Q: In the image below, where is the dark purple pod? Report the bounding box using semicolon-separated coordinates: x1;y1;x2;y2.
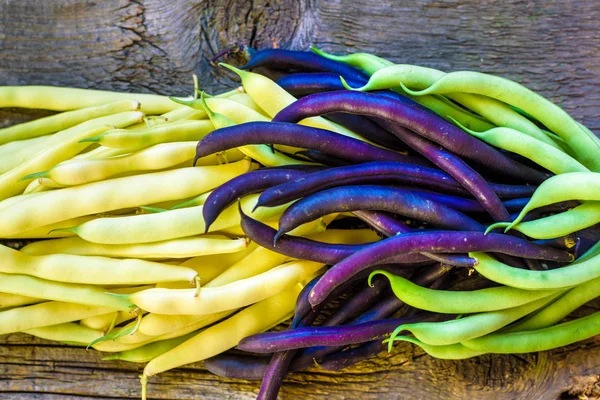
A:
326;112;408;151
308;230;574;306
204;353;269;380
291;274;322;329
489;184;536;199
255;161;461;210
294;150;353;166
275;185;485;240
241;49;369;82
203;168;310;232
277;72;365;97
272;90;548;184
257;350;296;400
318;340;386;371
502;197;531;212
194;122;425;166
237;318;416;354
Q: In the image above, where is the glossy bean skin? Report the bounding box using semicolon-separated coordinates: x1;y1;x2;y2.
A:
309;231;574;306
241;48;369;82
272;90;547;183
461;311;600;353
195;122;426;166
275;185;485;238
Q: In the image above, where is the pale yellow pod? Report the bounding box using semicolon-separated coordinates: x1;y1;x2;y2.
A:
0;99;145;145
0;85;186;114
0;301;117;335
93;120;213;150
129;260;324;315
180;241;258;273
1;216;97;239
0;135;53;174
206;246;288;288
24;322;104;345
308;228;381;244
0;245;199;286
80;310;136;332
0;292;42;309
142;283;302;379
21;235;248;259
68;193;286;245
0;159;251;237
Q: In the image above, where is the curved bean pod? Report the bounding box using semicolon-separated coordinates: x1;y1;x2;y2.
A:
498;172;600;231
471;251;599;290
272;90;547;183
195;122;425;166
204;168;311;231
461;311;600;353
388;295;558;347
241;48;369;82
275;185;485;239
309;231;573;306
487;202;600;239
276;72;365;97
370;270;558;314
504;275;600;332
390;337;485;359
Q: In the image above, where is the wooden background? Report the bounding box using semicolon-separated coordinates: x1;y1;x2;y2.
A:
0;0;599;398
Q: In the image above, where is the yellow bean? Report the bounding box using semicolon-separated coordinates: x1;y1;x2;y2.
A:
67;193;286;244
308;228;381;244
80;311;136;332
24;322;104;345
141;283;302;387
129;260;324;315
0;301;118;335
21;235;248;259
0;86;185;114
0;245;199;285
0;159;251;236
0;292;42;309
89;120;213;150
1;216;96;239
0;99;145;145
0;135;53;174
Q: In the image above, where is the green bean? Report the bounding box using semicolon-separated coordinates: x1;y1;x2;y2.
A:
65;194;288;244
498;173;600;231
311;47;394;75
83;120;214;150
453;122;588;174
388;295;559;346
0;244;199;286
24;322;104;346
370;270;559;314
446;93;563;150
471;251;599;290
504;275;600;332
488;202;600;239
461;311;600;353
21;235;248;259
0;159;251;237
417;94;495;132
0;99;143;145
102;332;198;363
388;336;485;359
0;292;42;309
0;301;117;335
398;71;600;171
0;272;133;309
0;85;186;114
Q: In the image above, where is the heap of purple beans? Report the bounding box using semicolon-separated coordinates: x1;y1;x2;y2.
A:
177;47;600;399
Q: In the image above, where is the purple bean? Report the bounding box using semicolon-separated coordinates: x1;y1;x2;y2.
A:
203;168;311;232
275;185;485;240
276;72;365;97
241;49;369;82
257;351;296;400
325;112;408;151
194;122;426;166
255;161;460;210
294;150;353;166
204;353;268;380
502;197;531;212
489;184;536;199
272;90;548;183
309;230;574;306
237;318;415;354
291;274;322;329
318;340;386;371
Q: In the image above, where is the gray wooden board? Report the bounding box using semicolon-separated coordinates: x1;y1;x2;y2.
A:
0;0;599;398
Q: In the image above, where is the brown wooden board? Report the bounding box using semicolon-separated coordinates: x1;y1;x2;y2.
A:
0;0;599;398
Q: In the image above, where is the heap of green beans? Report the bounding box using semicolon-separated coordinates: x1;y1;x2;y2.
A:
0;46;597;400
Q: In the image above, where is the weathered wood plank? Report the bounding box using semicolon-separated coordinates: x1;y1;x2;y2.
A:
1;0;599;398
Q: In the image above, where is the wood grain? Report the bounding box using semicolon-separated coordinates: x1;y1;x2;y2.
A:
1;0;599;398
